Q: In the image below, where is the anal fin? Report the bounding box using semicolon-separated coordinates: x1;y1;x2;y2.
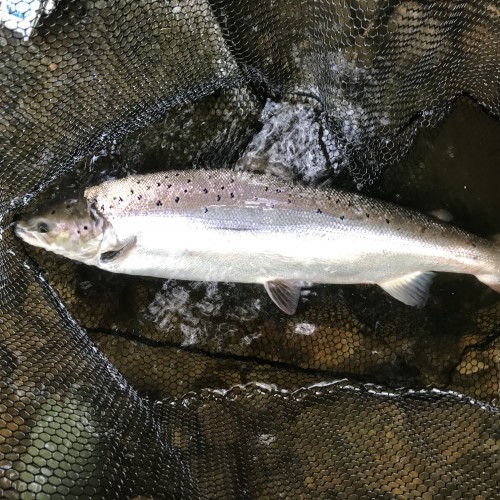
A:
264;280;302;315
379;271;435;307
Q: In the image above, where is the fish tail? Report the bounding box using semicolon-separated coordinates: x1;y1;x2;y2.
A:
476;234;500;293
477;274;500;293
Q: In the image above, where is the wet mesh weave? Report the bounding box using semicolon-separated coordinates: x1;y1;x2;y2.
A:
1;0;500;498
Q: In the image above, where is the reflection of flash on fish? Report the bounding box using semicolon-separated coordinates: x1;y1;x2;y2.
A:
15;169;500;315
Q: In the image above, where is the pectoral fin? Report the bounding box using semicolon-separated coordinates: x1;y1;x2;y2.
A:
264;280;302;315
379;272;435;307
100;236;137;263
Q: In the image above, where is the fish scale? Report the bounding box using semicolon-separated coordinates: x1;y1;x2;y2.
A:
15;169;500;314
85;170;471;240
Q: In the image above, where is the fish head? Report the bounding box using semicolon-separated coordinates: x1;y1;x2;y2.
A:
15;197;108;263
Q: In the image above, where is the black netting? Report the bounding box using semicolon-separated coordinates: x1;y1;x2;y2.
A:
1;0;500;498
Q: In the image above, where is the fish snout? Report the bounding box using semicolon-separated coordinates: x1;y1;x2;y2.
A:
13;214;29;237
14;221;39;246
14;222;25;237
13;214;51;248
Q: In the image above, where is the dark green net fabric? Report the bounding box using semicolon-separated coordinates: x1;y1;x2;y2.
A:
1;1;500;498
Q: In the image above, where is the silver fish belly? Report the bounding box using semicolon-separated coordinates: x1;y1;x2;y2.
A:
15;170;500;314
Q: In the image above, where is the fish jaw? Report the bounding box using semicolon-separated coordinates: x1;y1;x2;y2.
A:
15;223;48;249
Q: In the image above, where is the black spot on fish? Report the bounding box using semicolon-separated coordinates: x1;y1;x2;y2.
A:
230;192;234;198
231;178;235;183
336;199;340;204
187;179;191;183
77;230;80;234
254;197;258;202
51;210;55;215
203;188;208;194
175;173;179;177
113;197;116;201
366;213;370;218
138;195;142;201
271;203;275;209
130;189;134;195
217;195;221;202
276;188;282;193
147;186;151;190
157;182;161;187
83;226;88;230
175;196;180;203
288;199;291;204
184;189;187;193
136;180;141;184
472;243;477;248
265;187;269;192
167;184;172;189
119;197;123;202
340;215;345;220
386;219;390;224
157;200;162;206
317;208;322;214
348;201;352;207
204;207;208;213
221;186;225;190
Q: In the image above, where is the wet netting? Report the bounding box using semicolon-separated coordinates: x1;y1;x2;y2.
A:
1;0;500;498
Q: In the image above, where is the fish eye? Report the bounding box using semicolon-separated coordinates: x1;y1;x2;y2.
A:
36;221;50;233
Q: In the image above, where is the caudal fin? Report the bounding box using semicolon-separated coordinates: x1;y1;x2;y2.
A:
477;275;500;293
477;234;500;293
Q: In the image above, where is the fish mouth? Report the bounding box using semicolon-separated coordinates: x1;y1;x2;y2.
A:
15;224;45;247
15;224;30;240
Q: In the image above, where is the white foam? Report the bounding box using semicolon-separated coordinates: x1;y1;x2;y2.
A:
236;100;331;182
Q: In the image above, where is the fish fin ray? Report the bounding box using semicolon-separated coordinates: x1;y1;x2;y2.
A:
379;271;435;307
427;208;453;222
477;274;500;293
264;280;302;315
100;236;136;263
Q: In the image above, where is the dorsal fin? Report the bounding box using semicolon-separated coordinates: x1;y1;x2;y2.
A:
379;272;435;307
264;280;302;315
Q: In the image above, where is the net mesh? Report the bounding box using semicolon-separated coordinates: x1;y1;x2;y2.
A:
1;0;500;498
